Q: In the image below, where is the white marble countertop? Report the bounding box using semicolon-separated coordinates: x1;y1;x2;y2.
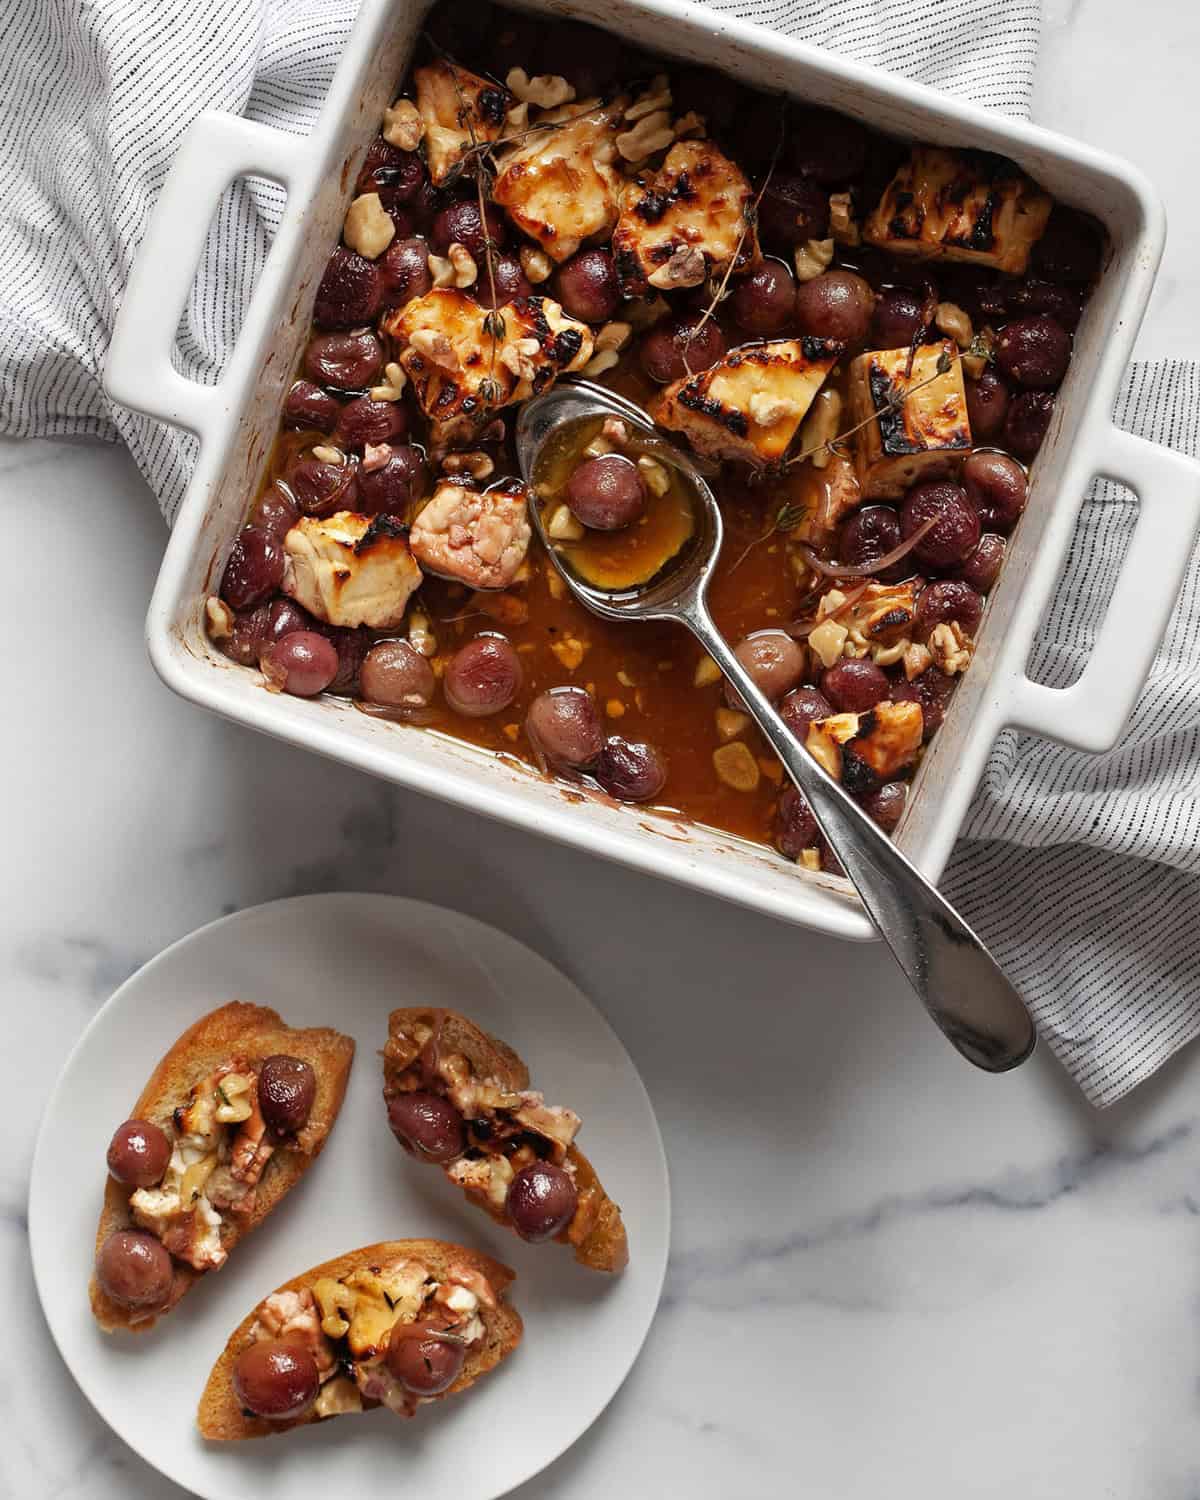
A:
6;1;1200;1494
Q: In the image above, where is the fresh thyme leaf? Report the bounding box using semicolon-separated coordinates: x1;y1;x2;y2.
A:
935;348;952;375
775;503;804;531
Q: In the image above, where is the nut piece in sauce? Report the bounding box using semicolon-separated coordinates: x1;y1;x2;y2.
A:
410;480;532;591
282;512;422;629
863;147;1053;274
846;340;972;500
612;140;759;297
492;100;624;264
655;338;843;467
414;60;511;186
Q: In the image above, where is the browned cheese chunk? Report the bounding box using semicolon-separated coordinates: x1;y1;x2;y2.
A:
805;700;924;786
491;101;624;263
410;480;531;590
655;338;842;468
863;147;1053;274
847;340;971;500
612;140;759;296
414;61;511;186
383;290;593;429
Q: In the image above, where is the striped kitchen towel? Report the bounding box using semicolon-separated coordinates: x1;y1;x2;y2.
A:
0;0;1192;1104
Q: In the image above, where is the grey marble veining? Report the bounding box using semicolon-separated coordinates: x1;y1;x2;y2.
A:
7;2;1200;1495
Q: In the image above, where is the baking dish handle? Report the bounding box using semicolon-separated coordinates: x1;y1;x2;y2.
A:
105;112;305;442
1007;425;1200;752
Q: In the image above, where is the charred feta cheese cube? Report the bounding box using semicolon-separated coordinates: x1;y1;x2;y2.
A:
847;340;971;499
492;101;623;263
805;700;923;786
283;512;421;629
414;61;511;186
846;581;920;646
849;700;924;781
384;290;593;427
612;141;759;296
863;147;1053;274
655;338;842;467
410;480;532;590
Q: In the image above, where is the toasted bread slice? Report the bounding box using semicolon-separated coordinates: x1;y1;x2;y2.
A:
91;1002;354;1333
382;1008;628;1274
198;1239;522;1440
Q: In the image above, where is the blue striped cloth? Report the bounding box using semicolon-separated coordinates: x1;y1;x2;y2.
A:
0;0;1191;1103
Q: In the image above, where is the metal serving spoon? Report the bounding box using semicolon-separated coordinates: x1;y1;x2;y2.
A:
515;379;1036;1074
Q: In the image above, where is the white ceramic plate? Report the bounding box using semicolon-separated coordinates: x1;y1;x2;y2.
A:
29;894;669;1500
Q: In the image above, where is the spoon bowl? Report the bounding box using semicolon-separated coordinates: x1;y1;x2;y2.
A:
517;379;1037;1074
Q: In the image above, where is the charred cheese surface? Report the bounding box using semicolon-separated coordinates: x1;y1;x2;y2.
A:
414;61;511;186
806;700;924;785
492;102;623;262
384;290;592;426
410;480;532;590
655;338;842;467
863;147;1053;274
283;512;422;629
613;141;759;296
847;340;971;499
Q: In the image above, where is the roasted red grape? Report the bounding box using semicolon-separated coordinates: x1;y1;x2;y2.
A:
566;455;646;531
233;1340;320;1420
962;450;1028;532
794;270;875;343
526;687;603;769
594;738;667;802
732;260;795;336
313;246;382;330
444;636;522;717
555;248;620;324
220;526;284;610
900;483;980;571
106;1120;171;1187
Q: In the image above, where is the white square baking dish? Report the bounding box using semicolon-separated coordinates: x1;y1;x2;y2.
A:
105;0;1200;942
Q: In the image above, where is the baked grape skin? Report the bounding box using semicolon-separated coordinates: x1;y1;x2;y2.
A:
283;380;341;433
106;1120;171;1187
779;687;833;738
386;1325;466;1395
257;1055;316;1135
95;1230;174;1310
774;785;820;860
955;534;1006;593
303;330;382;392
1003;390;1055;461
566;455;646;531
994;315;1071;389
360;640;435;709
900;483;981;572
757;171;830;248
964;367;1011;441
220;527;284;611
639;316;725;384
724;631;807;710
444;636;522;718
595;738;667;802
526;687;603;770
386;1091;465;1162
857;781;907;832
962;450;1028;533
555;249;620;324
313;247;382;330
380;237;432;306
233;1340;320;1421
506;1161;578;1241
837;505;907;582
915;579;984;639
793;270;875;343
731;260;795;336
871;286;927;348
821;658;890;713
261;632;340;697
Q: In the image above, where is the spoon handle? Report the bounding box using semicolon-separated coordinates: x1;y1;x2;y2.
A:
686;608;1036;1073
